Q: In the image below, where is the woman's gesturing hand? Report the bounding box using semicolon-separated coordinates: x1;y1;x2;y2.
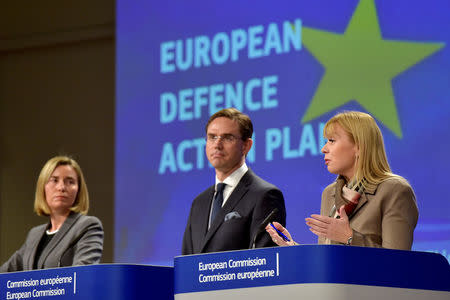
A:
305;205;353;244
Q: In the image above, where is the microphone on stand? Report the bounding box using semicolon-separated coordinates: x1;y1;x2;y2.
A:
251;208;279;249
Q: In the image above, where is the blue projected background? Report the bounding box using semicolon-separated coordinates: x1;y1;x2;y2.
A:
116;0;450;265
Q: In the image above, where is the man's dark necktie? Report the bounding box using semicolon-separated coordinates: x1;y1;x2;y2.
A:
210;183;226;228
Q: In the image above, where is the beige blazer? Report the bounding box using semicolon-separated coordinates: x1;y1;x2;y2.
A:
318;177;418;250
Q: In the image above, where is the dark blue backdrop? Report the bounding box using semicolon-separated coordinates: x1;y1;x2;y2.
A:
116;0;450;265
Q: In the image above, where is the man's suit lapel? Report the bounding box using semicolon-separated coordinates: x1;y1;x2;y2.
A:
198;187;215;238
37;212;80;268
201;170;252;252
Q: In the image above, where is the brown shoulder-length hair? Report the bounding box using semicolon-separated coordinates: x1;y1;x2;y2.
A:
323;111;399;185
34;156;89;216
205;107;253;140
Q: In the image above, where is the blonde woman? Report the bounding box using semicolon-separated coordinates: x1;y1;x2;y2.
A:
266;111;418;250
1;156;103;272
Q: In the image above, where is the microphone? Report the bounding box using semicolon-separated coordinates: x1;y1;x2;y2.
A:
251;208;279;249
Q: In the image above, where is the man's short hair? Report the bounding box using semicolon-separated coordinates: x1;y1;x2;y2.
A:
205;108;253;140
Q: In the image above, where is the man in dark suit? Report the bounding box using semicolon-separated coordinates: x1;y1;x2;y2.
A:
182;108;286;255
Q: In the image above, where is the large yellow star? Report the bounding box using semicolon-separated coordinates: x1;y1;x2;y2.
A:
301;0;444;137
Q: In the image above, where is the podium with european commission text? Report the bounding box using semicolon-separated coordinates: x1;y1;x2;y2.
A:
174;245;450;300
0;247;448;300
0;264;173;300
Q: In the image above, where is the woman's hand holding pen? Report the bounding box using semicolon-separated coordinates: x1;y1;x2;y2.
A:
265;222;297;246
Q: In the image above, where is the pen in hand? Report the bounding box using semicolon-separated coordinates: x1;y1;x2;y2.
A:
270;222;291;242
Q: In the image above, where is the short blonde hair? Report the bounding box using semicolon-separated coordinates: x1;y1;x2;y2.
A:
34;156;89;216
323;111;397;185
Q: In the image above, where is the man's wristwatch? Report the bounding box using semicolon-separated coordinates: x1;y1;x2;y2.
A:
346;235;353;246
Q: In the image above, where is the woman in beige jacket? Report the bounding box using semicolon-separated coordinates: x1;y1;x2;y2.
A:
266;111;418;250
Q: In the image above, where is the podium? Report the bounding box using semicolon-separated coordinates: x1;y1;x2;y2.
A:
0;264;173;299
174;245;450;300
1;247;448;299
